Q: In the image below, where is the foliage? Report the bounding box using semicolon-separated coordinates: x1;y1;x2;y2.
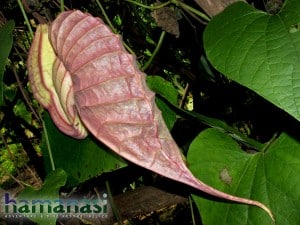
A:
0;0;299;225
42;113;127;187
188;129;300;225
0;142;29;179
18;169;67;225
0;20;14;106
204;0;300;121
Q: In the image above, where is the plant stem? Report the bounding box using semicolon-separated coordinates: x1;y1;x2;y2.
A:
60;0;65;12
95;0;135;55
95;0;117;33
105;181;122;225
125;0;172;10
261;132;279;153
160;97;265;150
12;65;41;122
189;196;196;225
17;0;33;38
142;30;166;71
42;119;55;171
126;0;210;22
179;82;190;108
172;0;210;22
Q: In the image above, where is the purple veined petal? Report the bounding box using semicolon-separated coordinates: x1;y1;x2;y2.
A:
35;10;274;221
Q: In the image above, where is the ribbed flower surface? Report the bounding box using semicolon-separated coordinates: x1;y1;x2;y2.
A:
27;10;273;221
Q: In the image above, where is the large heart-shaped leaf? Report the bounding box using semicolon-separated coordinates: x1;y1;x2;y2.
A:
188;128;300;225
204;0;300;121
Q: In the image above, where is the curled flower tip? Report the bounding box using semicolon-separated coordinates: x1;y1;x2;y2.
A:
27;24;88;139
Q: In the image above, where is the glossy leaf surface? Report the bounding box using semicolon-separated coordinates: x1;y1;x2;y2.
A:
204;0;300;121
188;128;300;225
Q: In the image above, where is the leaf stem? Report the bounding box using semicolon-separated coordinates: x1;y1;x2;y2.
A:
222;124;265;151
60;0;65;12
42;119;56;171
95;0;116;33
188;196;196;225
156;93;265;150
126;0;210;22
105;181;122;225
261;132;279;153
172;0;210;22
142;30;166;71
95;0;135;55
17;0;33;38
189;110;264;150
125;0;172;10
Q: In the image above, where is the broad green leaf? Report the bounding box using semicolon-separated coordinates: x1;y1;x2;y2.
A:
187;128;300;225
17;169;67;225
0;20;14;106
204;0;300;121
155;98;177;130
146;75;178;129
146;75;178;105
42;113;127;187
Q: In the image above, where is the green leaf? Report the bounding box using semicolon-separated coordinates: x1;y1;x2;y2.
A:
204;0;300;121
146;76;263;148
155;98;177;130
146;75;178;129
146;75;178;105
17;169;67;225
0;20;14;106
42;113;127;187
13;99;31;124
3;83;17;102
187;128;300;225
